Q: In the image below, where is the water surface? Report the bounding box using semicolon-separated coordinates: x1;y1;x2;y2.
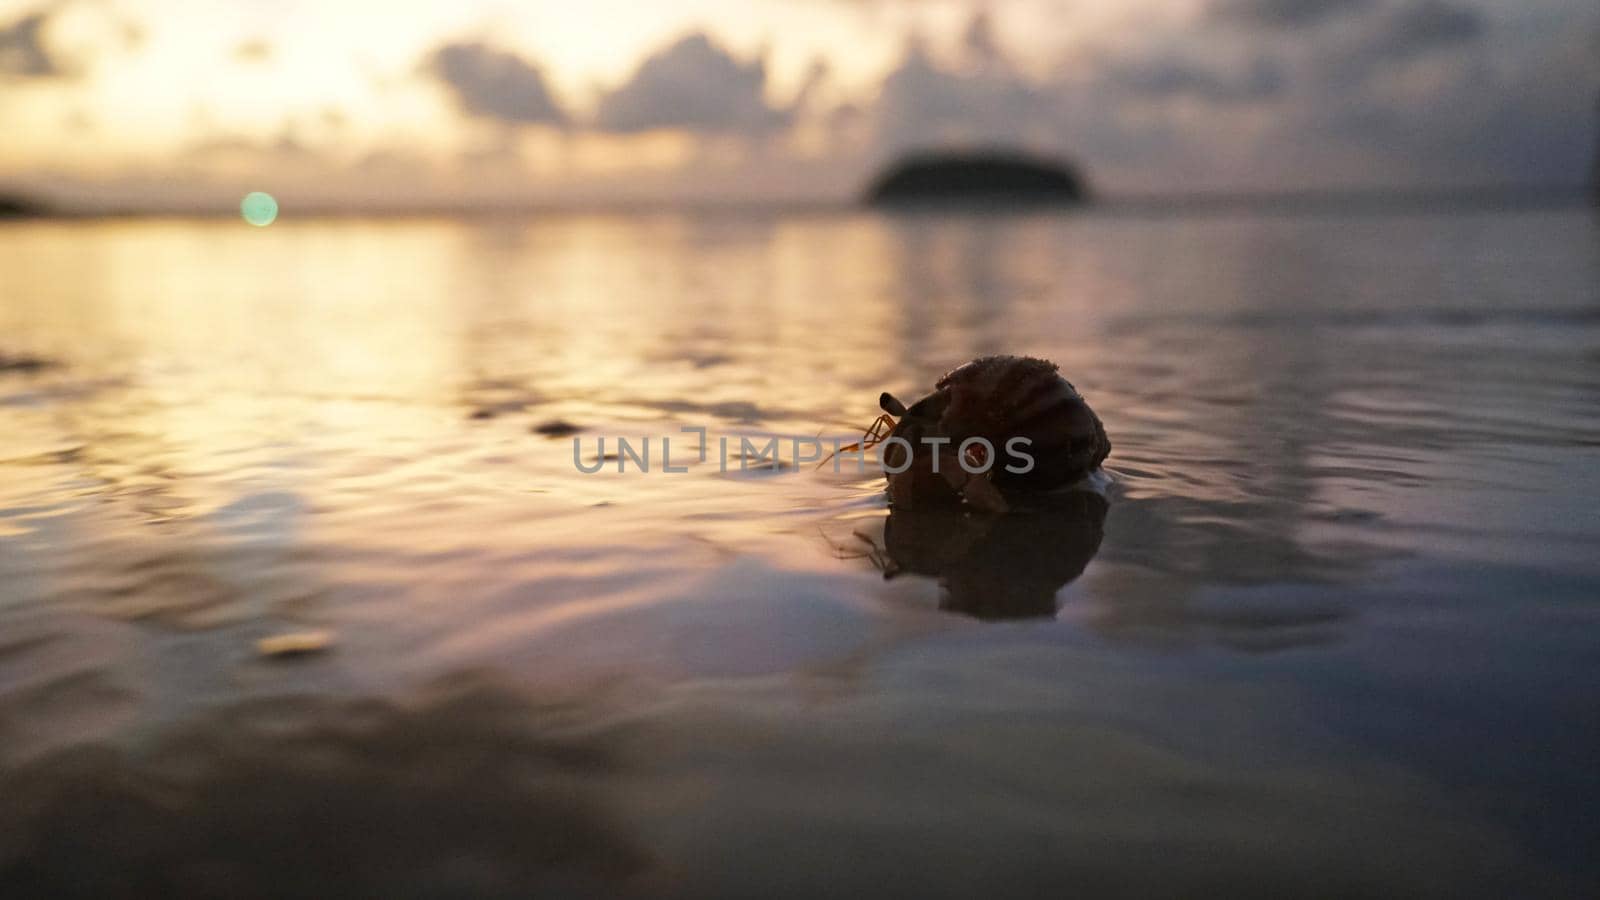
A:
1;208;1597;897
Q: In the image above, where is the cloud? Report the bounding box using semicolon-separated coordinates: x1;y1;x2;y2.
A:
180;132;322;172
1216;0;1486;65
1212;0;1485;63
233;39;272;64
426;41;566;126
872;39;1057;151
1359;0;1484;63
0;9;64;78
855;5;1595;192
0;2;146;80
118;20;143;50
594;33;790;135
867;24;1277;171
1106;55;1286;103
1281;0;1487;99
1305;6;1591;183
11;0;1597;209
1232;1;1589;187
1212;0;1374;28
961;8;1001;67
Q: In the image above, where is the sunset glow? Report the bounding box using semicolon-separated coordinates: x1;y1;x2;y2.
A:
1;0;1595;210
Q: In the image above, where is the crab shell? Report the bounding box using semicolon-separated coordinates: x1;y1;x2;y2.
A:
880;356;1110;512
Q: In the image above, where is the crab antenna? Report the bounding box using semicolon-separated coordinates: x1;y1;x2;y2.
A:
879;392;907;417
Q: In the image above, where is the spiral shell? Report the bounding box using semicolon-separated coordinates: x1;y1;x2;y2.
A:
879;355;1110;512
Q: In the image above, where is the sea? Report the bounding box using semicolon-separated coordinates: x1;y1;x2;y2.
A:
1;203;1597;897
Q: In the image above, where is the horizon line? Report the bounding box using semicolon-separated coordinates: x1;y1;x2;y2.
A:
1;182;1593;221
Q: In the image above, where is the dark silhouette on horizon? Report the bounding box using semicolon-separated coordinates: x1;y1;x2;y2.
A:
0;194;49;219
864;149;1088;208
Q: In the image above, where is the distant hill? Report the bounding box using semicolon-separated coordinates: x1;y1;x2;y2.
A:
0;194;50;219
864;150;1088;208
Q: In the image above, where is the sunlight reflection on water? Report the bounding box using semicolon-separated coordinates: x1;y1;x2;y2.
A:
0;208;1597;896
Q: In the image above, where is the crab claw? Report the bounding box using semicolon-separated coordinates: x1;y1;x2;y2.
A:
942;464;1009;515
886;450;1010;515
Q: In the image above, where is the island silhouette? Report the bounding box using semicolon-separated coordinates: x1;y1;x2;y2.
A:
0;193;49;219
864;149;1089;208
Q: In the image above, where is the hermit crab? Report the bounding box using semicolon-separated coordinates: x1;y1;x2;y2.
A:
835;355;1110;514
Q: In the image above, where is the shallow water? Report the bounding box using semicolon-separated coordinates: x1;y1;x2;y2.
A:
1;207;1597;897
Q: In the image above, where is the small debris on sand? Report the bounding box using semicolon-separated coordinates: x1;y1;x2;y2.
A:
533;420;582;437
256;630;335;659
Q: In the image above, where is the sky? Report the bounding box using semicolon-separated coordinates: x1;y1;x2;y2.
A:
1;0;1596;210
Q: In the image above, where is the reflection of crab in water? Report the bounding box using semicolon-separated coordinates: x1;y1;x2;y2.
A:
843;487;1108;620
831;356;1111;515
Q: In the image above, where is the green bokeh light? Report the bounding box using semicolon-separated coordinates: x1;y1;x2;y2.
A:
240;191;279;227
